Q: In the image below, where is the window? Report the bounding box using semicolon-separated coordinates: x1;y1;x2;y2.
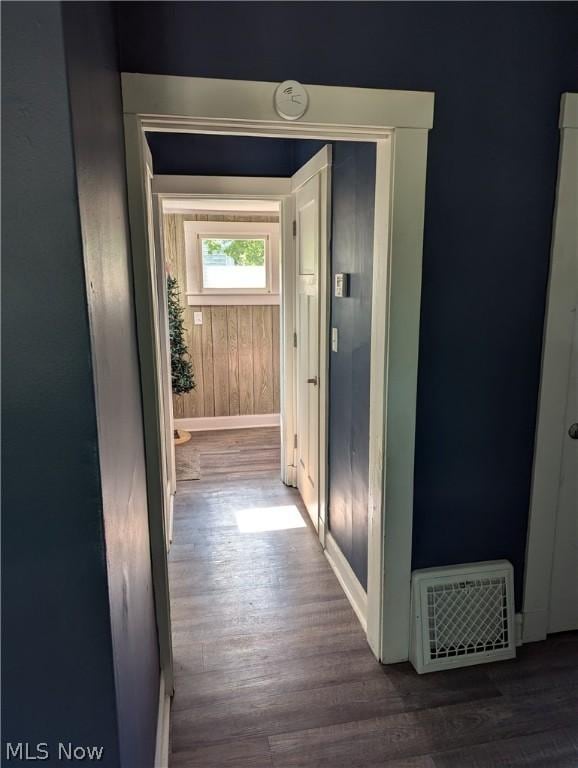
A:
200;236;268;290
184;220;280;305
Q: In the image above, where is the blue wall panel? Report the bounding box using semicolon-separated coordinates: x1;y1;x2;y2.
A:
2;4;120;761
327;143;376;589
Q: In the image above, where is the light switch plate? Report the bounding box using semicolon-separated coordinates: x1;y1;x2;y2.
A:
332;327;338;352
193;311;203;325
335;273;349;298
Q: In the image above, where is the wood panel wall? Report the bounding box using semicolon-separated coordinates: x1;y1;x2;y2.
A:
163;213;280;419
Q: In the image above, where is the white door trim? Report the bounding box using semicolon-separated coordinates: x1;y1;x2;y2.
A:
122;74;433;135
522;93;578;643
123;117;175;693
152;194;176;552
122;74;433;665
153;174;291;197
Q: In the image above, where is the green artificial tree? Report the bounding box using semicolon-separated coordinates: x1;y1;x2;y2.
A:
167;275;195;416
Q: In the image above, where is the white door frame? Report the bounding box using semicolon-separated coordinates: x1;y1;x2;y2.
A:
123;116;175;693
522;93;578;643
151;196;176;550
122;74;433;665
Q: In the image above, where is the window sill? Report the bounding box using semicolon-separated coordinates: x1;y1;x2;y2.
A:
186;293;280;307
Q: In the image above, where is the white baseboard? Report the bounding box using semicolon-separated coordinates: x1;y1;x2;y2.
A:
175;413;280;432
154;672;171;768
324;532;367;632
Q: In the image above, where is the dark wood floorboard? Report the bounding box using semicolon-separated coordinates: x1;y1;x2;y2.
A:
168;428;578;767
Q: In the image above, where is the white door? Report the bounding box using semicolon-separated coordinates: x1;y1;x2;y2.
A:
548;307;578;633
291;147;331;530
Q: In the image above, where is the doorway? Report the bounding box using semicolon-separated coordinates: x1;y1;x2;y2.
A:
153;143;333;540
161;198;284;538
122;75;433;699
152;138;382;648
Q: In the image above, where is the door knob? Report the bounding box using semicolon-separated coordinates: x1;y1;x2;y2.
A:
569;423;578;440
307;377;318;386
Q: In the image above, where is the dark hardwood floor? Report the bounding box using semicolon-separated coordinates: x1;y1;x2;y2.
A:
168;427;578;768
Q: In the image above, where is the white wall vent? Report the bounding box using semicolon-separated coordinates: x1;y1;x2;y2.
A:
410;560;516;674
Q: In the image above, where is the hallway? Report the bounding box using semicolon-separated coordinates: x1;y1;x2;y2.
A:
168;429;578;768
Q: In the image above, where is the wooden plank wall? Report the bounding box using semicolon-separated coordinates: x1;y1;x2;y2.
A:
163;213;280;419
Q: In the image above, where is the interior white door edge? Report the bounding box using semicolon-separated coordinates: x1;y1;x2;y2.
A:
291;146;331;534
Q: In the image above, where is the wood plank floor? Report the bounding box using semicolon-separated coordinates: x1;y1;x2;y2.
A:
168;427;578;767
178;427;281;482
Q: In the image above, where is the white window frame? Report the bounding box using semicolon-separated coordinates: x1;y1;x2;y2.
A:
184;219;280;305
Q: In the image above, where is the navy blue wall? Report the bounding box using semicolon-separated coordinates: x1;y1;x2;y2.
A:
2;3;160;764
63;4;160;766
148;132;295;176
117;2;578;606
2;3;120;762
327;143;376;589
147;132;325;178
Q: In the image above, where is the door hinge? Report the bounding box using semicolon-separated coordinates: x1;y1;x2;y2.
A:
293;331;297;348
294;434;298;449
292;220;297;237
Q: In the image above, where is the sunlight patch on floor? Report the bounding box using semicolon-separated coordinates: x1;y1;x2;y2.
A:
234;504;306;533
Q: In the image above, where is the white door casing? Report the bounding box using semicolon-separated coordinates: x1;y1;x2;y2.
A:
152;193;177;549
123;116;175;691
523;93;578;643
143;146;173;550
548;307;577;634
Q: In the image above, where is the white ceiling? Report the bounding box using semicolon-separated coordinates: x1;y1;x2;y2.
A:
161;198;280;214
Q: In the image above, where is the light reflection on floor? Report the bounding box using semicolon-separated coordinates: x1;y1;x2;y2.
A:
234;504;307;533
